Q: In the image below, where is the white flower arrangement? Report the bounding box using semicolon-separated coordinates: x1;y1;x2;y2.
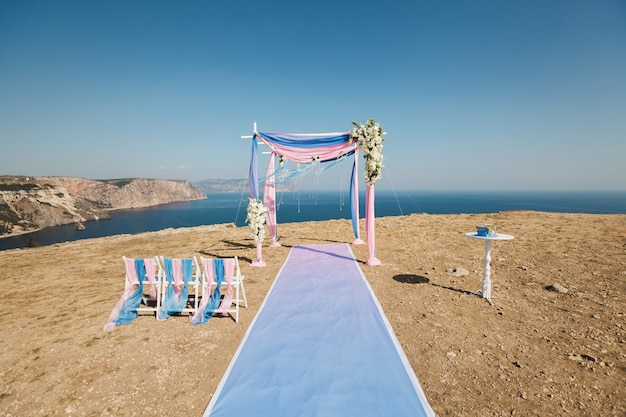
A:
349;118;384;186
246;197;268;242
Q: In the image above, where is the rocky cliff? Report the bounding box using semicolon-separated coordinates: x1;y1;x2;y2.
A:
0;176;206;236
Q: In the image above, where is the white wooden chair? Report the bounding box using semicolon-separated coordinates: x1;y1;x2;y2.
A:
123;256;163;316
103;256;163;331
197;256;248;323
158;256;202;320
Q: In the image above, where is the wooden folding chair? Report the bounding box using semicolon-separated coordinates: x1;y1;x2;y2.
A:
158;256;202;320
197;256;248;323
123;256;162;316
103;256;162;331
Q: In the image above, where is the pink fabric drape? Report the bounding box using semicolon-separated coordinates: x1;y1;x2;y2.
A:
251;240;266;267
190;258;214;324
171;258;184;302
144;258;157;300
264;152;280;247
366;185;381;266
216;258;235;314
259;141;357;163
125;256;139;286
194;258;215;316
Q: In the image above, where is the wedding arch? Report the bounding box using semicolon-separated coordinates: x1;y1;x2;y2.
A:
244;119;384;267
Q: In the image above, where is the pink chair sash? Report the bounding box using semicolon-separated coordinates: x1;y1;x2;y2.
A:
192;257;216;319
171;258;183;302
216;258;235;314
144;258;157;300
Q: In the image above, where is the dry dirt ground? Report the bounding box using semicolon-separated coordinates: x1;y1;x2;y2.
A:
0;211;625;417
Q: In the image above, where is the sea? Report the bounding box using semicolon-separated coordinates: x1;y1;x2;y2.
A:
1;190;625;251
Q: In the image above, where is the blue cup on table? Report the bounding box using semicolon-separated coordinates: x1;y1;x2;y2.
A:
477;225;496;237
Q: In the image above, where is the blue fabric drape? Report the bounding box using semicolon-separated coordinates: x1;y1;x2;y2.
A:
350;157;359;239
258;132;350;148
249;137;259;199
258;152;354;186
114;259;145;325
158;258;193;320
194;259;225;325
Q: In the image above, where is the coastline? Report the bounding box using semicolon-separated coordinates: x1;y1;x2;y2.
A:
0;197;209;244
0;175;207;240
0;227;43;240
1;211;624;416
3;189;626;247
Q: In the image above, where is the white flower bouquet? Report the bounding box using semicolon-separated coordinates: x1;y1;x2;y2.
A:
246;197;268;242
349;118;384;186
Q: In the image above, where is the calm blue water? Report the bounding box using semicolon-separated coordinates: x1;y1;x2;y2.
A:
1;190;625;251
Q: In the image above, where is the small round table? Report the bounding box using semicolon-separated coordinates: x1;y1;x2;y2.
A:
464;232;514;303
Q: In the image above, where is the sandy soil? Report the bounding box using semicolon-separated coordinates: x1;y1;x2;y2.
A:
0;211;625;416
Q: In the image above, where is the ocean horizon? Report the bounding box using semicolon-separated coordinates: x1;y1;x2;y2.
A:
1;190;625;251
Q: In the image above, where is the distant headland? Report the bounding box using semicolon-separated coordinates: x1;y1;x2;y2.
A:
0;176;206;237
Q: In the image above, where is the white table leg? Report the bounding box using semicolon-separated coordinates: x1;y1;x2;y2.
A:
482;240;492;300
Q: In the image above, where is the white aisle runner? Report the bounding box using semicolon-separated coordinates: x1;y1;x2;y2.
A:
203;244;435;417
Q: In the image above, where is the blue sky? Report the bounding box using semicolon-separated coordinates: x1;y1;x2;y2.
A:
1;0;625;191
